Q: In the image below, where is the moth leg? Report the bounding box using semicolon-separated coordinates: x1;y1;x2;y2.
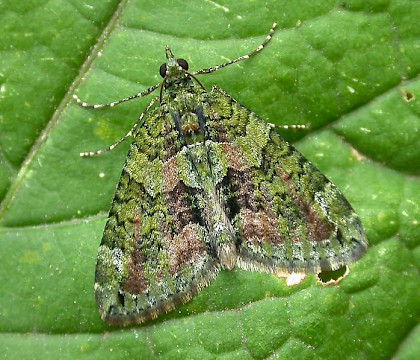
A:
192;22;277;76
73;82;161;109
80;96;160;157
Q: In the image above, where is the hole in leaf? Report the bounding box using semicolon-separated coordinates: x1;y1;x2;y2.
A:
317;266;349;285
401;89;415;103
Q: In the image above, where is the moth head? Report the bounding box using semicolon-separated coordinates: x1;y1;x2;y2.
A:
160;46;189;78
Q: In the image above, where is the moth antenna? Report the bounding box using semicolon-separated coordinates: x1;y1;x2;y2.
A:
192;22;277;76
268;123;310;130
73;83;161;109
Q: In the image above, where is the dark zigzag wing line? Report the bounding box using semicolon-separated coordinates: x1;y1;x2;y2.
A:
94;105;219;326
206;86;368;274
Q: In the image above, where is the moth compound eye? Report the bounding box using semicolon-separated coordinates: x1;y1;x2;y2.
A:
176;59;189;71
159;63;167;78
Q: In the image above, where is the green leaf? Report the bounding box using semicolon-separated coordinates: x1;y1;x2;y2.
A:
0;1;418;359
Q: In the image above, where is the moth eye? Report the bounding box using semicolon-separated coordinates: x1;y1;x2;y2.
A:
176;59;189;71
159;63;167;78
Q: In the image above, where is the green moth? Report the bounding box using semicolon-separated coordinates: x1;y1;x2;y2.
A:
75;23;368;326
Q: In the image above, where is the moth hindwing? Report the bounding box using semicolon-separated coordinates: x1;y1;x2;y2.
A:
75;23;368;326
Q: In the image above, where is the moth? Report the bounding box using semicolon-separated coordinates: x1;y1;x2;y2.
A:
75;23;368;326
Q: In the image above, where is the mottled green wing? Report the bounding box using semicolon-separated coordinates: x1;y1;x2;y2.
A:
207;86;368;275
94;107;219;326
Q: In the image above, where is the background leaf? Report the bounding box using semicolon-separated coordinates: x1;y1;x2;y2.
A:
0;0;418;359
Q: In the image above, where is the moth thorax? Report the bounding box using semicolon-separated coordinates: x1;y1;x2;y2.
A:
181;113;200;134
164;76;193;92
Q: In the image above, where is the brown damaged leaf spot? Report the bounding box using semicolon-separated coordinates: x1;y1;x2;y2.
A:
401;89;415;103
168;223;207;275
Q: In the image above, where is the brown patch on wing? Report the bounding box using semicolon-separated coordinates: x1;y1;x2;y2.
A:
165;181;201;233
227;168;258;211
221;143;248;171
277;170;333;242
162;156;179;192
297;195;333;241
239;208;284;245
122;213;148;295
168;223;207;275
123;249;148;295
